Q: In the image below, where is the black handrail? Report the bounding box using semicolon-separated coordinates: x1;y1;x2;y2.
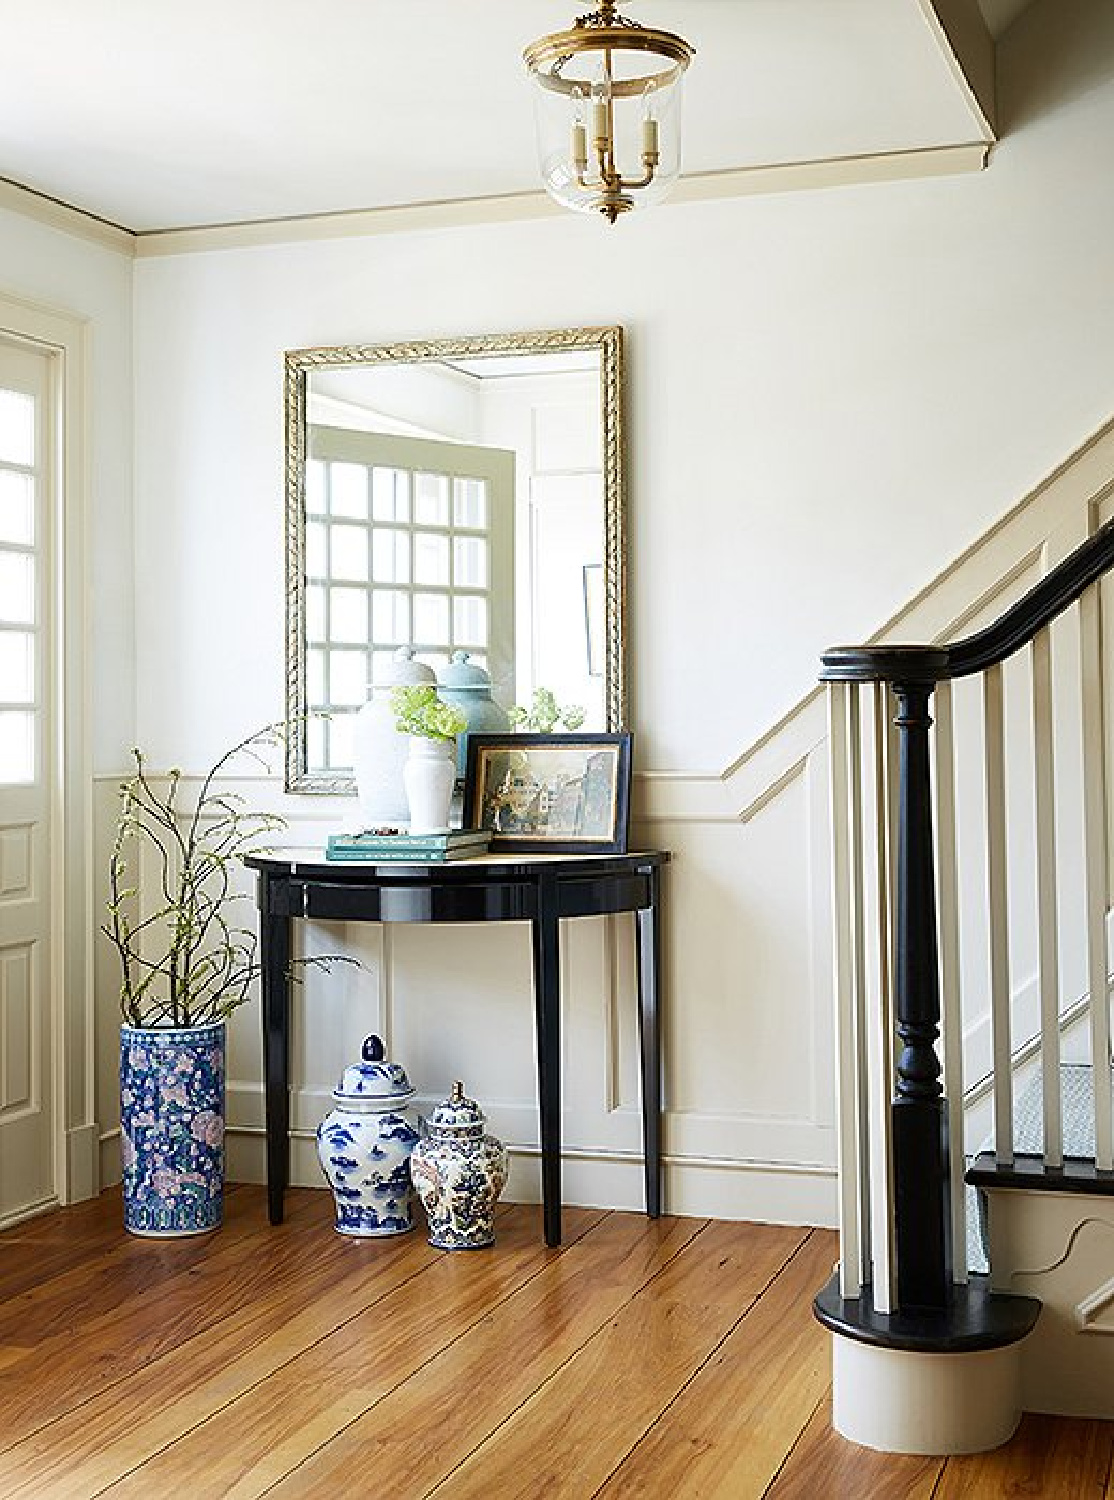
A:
821;517;1114;684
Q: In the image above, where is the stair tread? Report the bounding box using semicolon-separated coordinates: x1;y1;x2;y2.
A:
966;1152;1114;1194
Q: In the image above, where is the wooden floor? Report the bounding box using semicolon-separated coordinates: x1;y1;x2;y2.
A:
0;1187;1111;1498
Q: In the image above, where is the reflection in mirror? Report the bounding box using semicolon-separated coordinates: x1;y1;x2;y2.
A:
285;329;625;792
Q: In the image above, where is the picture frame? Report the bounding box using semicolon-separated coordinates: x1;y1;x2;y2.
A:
463;732;633;853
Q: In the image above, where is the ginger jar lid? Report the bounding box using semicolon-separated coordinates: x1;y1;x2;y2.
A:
334;1035;415;1103
372;647;436;694
438;650;492;693
426;1080;487;1138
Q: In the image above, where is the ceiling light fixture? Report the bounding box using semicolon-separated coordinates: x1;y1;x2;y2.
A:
524;1;695;224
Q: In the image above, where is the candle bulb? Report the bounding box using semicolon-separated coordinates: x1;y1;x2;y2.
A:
572;121;588;172
591;98;609;149
642;115;659;157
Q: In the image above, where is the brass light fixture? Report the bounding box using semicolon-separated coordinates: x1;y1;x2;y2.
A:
524;1;695;224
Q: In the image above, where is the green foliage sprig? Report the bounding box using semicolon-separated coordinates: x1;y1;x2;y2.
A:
104;726;349;1029
390;685;467;741
508;687;586;733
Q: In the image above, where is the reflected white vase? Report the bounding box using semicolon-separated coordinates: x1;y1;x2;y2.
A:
353;693;410;828
403;737;456;834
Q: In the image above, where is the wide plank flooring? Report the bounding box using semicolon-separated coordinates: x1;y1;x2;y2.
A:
0;1186;1111;1498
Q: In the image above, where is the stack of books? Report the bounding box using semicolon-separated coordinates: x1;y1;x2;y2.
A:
325;829;491;863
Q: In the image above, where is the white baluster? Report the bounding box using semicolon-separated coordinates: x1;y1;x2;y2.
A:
984;663;1014;1166
829;682;866;1298
1080;583;1113;1171
934;679;967;1281
848;686;873;1290
863;682;896;1310
1032;627;1063;1168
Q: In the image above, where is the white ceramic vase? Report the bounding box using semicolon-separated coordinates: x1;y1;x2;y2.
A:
403;736;456;834
352;647;437;829
352;693;410;827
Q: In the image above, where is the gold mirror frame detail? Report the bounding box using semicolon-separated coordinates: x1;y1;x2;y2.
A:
284;326;626;793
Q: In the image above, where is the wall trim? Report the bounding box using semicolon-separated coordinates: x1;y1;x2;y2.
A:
130;143;989;259
223;1123;837;1227
0;1194;60;1233
917;0;997;141
0;175;134;257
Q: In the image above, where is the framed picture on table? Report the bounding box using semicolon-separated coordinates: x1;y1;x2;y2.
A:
463;732;632;854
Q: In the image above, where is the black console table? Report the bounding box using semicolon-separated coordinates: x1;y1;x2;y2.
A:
245;849;670;1246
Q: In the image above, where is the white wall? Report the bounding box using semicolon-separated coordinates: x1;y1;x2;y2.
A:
117;0;1114;1222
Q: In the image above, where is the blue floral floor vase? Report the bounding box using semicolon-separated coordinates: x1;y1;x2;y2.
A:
120;1022;225;1236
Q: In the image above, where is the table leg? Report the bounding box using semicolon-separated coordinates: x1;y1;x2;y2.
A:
261;897;292;1226
531;877;562;1247
635;864;663;1218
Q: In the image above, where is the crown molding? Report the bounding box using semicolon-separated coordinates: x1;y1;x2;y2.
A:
919;0;998;140
0;174;135;257
133;142;989;258
0;139;990;263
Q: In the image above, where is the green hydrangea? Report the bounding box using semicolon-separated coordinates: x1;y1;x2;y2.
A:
390;685;467;741
509;687;586;733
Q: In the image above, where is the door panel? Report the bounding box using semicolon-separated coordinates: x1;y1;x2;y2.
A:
0;337;54;1222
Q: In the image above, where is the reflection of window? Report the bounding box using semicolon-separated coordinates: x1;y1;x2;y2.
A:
583;563;605;678
305;427;513;773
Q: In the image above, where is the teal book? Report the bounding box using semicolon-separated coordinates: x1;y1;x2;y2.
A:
326;829;490;861
325;845;489;864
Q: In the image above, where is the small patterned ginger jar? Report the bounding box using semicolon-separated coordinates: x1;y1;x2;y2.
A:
410;1081;508;1250
315;1035;420;1237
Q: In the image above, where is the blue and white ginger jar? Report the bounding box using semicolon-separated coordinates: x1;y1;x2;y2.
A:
315;1035;419;1237
410;1081;508;1250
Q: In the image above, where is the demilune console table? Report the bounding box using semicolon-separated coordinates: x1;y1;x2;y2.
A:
245;849;670;1246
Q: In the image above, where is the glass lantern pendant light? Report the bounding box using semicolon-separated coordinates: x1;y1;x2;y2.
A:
524;1;695;224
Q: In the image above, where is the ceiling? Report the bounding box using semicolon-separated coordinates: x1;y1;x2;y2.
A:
0;0;1032;236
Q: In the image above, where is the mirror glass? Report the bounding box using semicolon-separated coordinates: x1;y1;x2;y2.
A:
285;329;625;792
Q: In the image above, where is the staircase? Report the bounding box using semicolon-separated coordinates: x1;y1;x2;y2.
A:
813;517;1114;1454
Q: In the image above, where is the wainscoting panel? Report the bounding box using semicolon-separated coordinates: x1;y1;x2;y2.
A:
91;416;1114;1227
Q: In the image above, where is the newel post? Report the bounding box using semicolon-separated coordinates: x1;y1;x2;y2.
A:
816;647;1041;1456
892;679;948;1308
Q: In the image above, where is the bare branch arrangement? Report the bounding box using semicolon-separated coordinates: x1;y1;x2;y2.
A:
104;727;337;1028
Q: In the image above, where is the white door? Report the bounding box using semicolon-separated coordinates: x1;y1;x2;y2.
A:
0;338;55;1224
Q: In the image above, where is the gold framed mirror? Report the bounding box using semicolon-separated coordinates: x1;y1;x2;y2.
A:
284;327;626;792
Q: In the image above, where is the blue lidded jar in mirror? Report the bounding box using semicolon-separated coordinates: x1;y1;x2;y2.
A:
438;651;510;777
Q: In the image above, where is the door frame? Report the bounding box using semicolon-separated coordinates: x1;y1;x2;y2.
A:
0;291;95;1217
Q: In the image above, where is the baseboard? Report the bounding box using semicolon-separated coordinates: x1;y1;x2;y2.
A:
63;1123;101;1204
99;1127;122;1191
225;1123;837;1227
0;1194;59;1232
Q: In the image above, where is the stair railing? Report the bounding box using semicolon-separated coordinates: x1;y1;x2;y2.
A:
819;515;1114;1331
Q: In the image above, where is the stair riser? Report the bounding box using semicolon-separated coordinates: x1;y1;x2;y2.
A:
985;1188;1114;1419
831;1336;1024;1454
